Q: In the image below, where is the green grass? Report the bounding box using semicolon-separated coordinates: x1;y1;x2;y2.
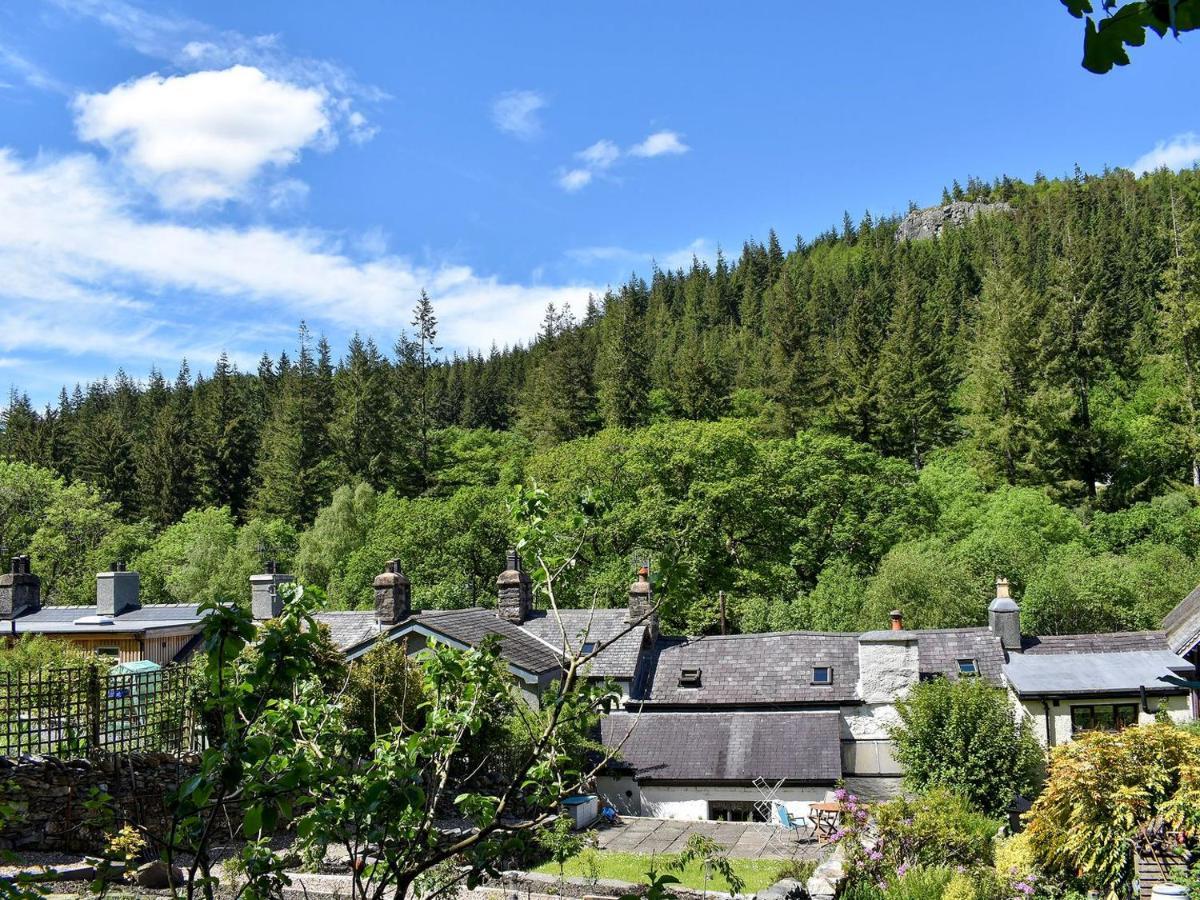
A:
532;850;799;894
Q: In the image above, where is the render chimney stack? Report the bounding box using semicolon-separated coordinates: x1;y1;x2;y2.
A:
0;556;40;620
97;563;140;617
374;559;411;626
988;576;1022;653
250;567;294;621
889;609;904;631
627;564;658;641
496;549;532;625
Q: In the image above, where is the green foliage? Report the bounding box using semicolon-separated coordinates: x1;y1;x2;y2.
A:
1062;0;1199;73
1025;723;1200;895
670;833;745;898
891;676;1045;815
0;634;90;674
340;638;425;755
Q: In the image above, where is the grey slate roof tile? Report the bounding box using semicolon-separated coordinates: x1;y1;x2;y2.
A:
1163;585;1200;656
915;628;1005;683
1020;631;1172;655
519;609;648;680
601;710;841;783
641;632;860;706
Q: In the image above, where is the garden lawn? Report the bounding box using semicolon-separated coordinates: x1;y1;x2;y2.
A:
533;851;796;893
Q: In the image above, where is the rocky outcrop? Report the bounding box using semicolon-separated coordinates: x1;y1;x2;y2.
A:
895;200;1011;242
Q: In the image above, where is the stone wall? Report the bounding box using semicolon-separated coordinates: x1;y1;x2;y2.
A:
0;752;199;851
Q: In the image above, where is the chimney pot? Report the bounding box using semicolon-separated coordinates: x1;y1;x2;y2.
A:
626;562;658;640
373;558;411;626
1;556;41;620
97;568;140;616
250;570;293;621
988;575;1022;652
496;549;532;624
889;609;904;631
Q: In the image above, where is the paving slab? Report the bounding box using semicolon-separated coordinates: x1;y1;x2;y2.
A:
594;817;821;861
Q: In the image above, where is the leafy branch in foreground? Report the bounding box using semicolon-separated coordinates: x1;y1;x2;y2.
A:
1061;0;1198;73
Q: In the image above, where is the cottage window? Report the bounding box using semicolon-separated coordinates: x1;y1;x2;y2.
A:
956;658;978;676
812;666;832;685
95;647;119;659
1070;703;1139;734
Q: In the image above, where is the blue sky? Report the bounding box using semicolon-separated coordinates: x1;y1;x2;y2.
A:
0;1;1197;405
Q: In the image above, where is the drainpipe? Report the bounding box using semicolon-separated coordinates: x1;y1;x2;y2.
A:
1041;700;1056;746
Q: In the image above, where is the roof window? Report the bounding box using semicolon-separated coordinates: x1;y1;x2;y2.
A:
956;658;979;677
812;666;833;685
679;667;702;688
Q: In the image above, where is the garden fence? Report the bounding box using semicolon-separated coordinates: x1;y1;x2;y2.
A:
0;664;195;757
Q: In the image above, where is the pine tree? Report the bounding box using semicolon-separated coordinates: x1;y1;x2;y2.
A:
332;335;397;489
395;291;442;494
1160;182;1200;486
595;292;650;428
139;362;198;527
196;352;257;517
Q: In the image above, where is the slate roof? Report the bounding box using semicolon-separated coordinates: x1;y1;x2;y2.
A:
1019;631;1173;655
519;609;648;680
916;628;1006;683
417;608;562;675
600;711;841;783
641;632;860;707
1004;649;1191;697
12;604;208;634
313;611;384;652
1163;584;1200;657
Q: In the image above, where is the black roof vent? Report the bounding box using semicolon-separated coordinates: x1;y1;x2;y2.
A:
679;667;702;688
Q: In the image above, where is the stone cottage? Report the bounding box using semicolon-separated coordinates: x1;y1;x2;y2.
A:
313;557;1198;823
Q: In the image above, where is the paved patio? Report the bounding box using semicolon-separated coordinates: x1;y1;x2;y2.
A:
593;816;821;860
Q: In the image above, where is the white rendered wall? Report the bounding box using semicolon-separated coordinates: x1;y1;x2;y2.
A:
1018;694;1192;747
632;785;832;822
856;638;919;704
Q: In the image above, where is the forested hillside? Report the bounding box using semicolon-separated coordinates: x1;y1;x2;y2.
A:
3;166;1200;635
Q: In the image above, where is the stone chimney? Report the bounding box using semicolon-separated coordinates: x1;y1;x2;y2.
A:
97;561;140;617
250;564;294;621
374;559;411;626
0;555;40;620
627;565;658;641
889;609;904;631
857;627;920;704
988;576;1022;653
496;549;532;625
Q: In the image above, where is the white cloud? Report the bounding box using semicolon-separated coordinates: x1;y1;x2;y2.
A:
0;148;597;383
566;237;713;270
629;130;689;158
74;65;331;207
1132;133;1200;175
492;90;546;140
557;131;689;192
52;0;382;140
577;139;620;169
558;168;594;192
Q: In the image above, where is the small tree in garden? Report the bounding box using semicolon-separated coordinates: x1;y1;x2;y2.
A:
537;815;587;899
890;675;1043;816
1025;723;1200;897
340;637;425;755
671;833;745;898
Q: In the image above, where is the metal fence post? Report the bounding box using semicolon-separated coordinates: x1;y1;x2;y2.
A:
87;665;101;753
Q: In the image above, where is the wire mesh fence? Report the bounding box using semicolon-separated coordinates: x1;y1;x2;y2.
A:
0;664;195;757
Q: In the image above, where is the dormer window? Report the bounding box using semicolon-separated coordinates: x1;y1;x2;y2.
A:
812;666;832;685
956;658;978;677
679;667;702;688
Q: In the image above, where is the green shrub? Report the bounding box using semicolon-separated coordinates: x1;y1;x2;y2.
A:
884;866;956;900
890;675;1044;815
1025;723;1200;895
874;790;1000;869
0;634;91;674
340;638;425;755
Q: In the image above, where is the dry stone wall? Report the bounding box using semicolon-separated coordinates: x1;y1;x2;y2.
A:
0;752;199;851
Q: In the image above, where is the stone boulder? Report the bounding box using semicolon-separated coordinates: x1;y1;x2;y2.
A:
134;860;185;889
895;200;1011;242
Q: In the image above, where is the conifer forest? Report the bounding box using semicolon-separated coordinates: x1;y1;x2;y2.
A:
4;167;1200;637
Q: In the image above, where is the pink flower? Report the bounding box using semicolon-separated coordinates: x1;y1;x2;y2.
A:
868;850;883;861
896;864;909;878
1015;882;1034;896
834;788;847;801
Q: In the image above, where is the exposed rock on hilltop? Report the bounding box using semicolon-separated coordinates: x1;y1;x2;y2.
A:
895;200;1012;241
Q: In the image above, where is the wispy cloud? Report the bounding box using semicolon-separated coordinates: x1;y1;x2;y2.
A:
0;42;69;93
1132;132;1200;175
566;237;712;271
557;129;690;192
75;66;332;208
0;148;598;390
628;130;689;158
491;89;546;140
